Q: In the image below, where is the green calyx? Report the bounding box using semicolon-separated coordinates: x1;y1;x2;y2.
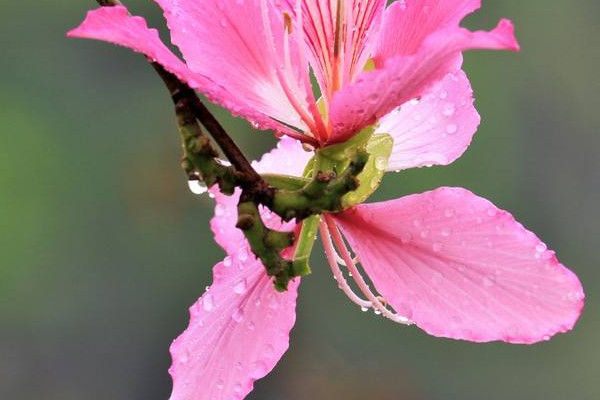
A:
307;125;393;208
250;124;392;290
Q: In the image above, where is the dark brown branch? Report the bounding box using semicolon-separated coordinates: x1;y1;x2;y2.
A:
93;0;268;197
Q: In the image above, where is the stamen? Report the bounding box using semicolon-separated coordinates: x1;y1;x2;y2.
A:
283;12;293;34
260;0;318;139
319;220;372;309
325;215;412;325
331;0;344;93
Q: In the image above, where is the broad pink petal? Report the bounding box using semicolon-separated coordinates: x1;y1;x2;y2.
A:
154;0;315;133
278;0;386;101
375;0;483;61
376;70;480;171
334;187;584;344
168;252;299;400
68;6;199;88
68;6;301;136
171;138;311;400
328;13;518;142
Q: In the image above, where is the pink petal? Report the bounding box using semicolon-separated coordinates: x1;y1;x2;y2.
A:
68;6;200;88
278;0;386;101
172;138;311;400
334;187;584;344
376;69;480;171
375;0;483;60
168;255;299;400
153;0;315;133
328;10;518;142
68;6;301;136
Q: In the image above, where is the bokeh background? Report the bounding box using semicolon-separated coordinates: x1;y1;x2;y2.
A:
1;1;599;399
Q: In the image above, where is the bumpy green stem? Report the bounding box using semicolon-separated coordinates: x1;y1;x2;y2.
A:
236;201;295;291
271;149;370;221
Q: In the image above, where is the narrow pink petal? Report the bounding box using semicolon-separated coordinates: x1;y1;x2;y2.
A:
376;69;480;171
69;6;302;136
171;138;311;400
154;0;314;132
334;187;584;344
328;12;518;142
169;254;299;400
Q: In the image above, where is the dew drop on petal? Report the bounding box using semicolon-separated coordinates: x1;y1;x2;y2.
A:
203;293;215;312
446;123;458;134
233;278;248;294
233;383;242;394
249;361;268;379
232;307;244;323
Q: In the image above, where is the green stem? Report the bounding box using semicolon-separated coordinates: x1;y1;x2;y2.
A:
292;215;321;277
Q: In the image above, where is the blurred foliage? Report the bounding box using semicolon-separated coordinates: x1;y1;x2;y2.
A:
1;1;598;399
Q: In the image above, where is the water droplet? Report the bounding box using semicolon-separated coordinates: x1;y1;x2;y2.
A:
179;350;189;363
375;156;388;171
215;204;225;216
238;248;249;263
216;379;224;390
444;208;455;218
233;278;247;294
360;306;369;312
232;307;244;323
373;309;382;315
233;383;242;394
249;361;268;379
188;180;208;195
441;227;452;237
432;242;443;252
442;103;456;117
223;256;232;267
266;293;279;309
446;123;458;134
401;233;413;244
203;294;215;312
535;243;547;253
247;321;255;330
263;344;275;358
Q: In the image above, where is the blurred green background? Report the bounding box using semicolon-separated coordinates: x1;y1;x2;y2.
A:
1;1;598;399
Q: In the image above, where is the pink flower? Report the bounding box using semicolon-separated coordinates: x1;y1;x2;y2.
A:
69;2;583;400
68;0;518;147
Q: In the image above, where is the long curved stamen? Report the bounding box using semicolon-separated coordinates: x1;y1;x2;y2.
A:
260;0;324;142
325;215;412;325
292;1;330;143
319;220;372;309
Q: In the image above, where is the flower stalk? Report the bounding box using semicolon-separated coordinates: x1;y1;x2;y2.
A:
91;0;369;291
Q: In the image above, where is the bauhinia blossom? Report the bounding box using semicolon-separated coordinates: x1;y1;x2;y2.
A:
69;1;584;400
